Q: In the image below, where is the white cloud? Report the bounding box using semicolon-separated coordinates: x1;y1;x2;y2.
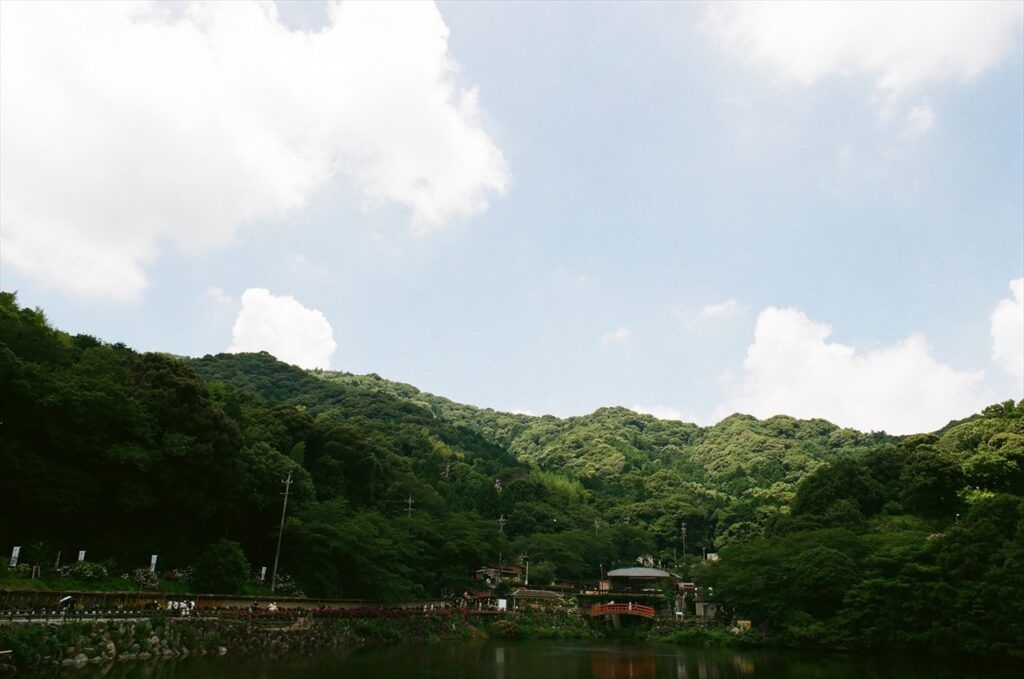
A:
0;1;509;300
632;404;684;421
600;327;633;345
906;104;937;136
205;286;232;305
714;307;988;434
701;299;740;319
704;2;1023;105
991;277;1024;388
228;288;337;369
509;408;535;417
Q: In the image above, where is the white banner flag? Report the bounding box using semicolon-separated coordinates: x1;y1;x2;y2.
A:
10;546;20;568
260;566;267;581
78;550;86;562
150;554;158;573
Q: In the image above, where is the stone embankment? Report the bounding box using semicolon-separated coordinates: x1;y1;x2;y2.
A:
0;608;606;670
0;611;505;669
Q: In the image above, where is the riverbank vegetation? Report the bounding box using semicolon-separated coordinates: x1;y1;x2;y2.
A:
2;292;1022;656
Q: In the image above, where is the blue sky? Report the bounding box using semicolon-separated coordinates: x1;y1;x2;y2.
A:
1;1;1022;433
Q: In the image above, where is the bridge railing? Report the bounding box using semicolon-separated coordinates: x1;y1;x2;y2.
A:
589;603;655;618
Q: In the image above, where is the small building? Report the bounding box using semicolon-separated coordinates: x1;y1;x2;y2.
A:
604;567;672;593
474;564;523;587
510;588;563;610
695;601;721;619
462;591;495;610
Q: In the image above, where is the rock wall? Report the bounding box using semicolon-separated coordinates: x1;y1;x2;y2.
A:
0;614;484;668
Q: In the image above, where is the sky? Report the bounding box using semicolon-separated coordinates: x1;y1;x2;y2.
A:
1;0;1022;434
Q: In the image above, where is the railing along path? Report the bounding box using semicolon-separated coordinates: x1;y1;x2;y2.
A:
589;603;655;619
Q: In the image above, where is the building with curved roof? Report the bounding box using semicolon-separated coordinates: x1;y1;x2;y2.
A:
603;567;673;593
605;567;670;578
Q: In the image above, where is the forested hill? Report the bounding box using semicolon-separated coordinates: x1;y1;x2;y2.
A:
188;351;895;548
3;292;1023;654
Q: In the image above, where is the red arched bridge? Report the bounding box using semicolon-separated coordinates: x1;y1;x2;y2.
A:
589;603;655;619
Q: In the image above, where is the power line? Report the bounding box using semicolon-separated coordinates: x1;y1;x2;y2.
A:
270;472;292;593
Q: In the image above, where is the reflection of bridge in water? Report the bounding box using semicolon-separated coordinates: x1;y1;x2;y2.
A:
589;603;655;619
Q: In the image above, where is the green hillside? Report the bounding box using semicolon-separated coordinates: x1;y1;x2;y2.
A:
2;291;1022;654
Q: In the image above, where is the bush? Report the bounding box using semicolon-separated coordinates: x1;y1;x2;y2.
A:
193;539;250;594
67;561;108;581
132;568;158;590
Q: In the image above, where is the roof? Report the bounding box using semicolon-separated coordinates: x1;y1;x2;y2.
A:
606;567;671;578
462;591;493;600
511;589;563;600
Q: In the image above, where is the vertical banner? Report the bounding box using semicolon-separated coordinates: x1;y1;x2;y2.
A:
78;550;86;562
10;546;20;568
260;566;267;581
150;554;158;573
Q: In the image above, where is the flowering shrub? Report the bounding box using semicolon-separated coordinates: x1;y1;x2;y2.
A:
161;567;194;583
66;561;108;581
132;568;158;590
270;572;303;597
6;563;32;578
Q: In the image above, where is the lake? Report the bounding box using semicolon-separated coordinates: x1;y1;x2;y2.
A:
24;639;1023;678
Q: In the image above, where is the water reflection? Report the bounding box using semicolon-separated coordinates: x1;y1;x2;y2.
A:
590;647;656;679
23;639;1023;679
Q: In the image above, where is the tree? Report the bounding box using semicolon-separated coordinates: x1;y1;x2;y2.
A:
900;448;963;517
194;539;250;594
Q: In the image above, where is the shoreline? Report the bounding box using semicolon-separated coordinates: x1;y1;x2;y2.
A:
0;609;598;670
4;609;1021;673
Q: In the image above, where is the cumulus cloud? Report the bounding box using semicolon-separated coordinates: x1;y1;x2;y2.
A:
991;277;1024;388
715;307;988;434
704;1;1023;106
600;327;633;345
0;1;508;300
701;299;740;319
228;288;337;369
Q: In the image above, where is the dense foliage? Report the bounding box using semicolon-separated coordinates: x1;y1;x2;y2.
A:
2;292;1021;654
702;403;1024;654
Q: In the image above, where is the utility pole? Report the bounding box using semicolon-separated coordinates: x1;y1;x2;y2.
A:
681;521;687;561
405;495;415;518
270;472;293;593
498;514;506;535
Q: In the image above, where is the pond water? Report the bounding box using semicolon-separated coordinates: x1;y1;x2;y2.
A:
25;639;1023;679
